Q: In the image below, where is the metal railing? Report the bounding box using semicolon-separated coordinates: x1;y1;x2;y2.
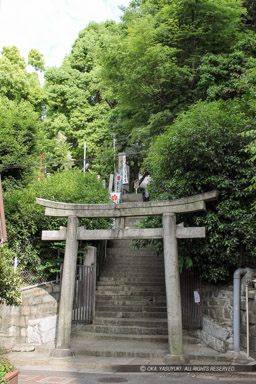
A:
72;264;96;323
180;268;202;329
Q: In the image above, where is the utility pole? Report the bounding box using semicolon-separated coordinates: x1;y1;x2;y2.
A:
83;140;86;175
113;133;116;176
0;175;7;245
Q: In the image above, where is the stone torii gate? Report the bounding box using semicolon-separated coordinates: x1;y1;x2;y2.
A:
37;190;219;361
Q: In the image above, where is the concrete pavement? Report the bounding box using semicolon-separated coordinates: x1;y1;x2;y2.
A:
17;369;256;384
7;337;256;373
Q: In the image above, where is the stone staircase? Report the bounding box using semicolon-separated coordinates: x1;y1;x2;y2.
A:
71;239;171;358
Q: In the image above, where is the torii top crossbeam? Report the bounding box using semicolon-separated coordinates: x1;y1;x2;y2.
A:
36;190;219;218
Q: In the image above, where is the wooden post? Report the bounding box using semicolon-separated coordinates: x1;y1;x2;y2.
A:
0;176;7;244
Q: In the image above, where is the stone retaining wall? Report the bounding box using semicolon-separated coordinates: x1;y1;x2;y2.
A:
202;284;233;324
194;283;256;358
240;289;256;357
0;283;60;348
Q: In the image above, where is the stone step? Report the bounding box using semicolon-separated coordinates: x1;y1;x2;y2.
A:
74;344;167;359
99;277;165;283
100;272;165;278
103;263;164;269
103;258;163;264
105;254;159;260
71;336;202;360
97;281;165;287
101;269;165;276
81;324;168;335
96;300;166;308
95;295;166;303
93;317;168;328
71;328;199;345
107;249;157;256
106;254;163;259
106;248;160;253
101;266;164;271
104;257;163;262
102;268;164;273
96;298;166;306
101;267;164;273
99;276;165;281
105;256;162;260
71;330;168;343
96;287;166;295
95;305;167;312
95;311;167;319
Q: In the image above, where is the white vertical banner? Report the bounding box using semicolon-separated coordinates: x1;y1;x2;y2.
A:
115;173;122;193
122;155;129;185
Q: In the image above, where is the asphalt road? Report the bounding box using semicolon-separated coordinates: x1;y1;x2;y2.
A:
19;369;256;384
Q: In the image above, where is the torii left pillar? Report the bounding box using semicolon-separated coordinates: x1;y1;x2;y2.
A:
51;216;79;358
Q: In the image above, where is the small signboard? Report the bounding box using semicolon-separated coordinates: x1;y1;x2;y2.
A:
111;192;121;204
194;290;201;304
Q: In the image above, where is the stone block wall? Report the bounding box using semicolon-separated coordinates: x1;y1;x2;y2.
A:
194;284;233;353
0;283;60;348
195;283;256;358
240;289;256;358
202;284;233;325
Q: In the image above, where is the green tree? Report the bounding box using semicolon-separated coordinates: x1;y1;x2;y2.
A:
147;100;256;283
0;47;47;187
243;0;256;30
0;97;39;185
44;23;114;178
28;48;45;72
0;46;46;110
4;169;110;280
236;53;256;197
98;0;246;155
196;32;256;101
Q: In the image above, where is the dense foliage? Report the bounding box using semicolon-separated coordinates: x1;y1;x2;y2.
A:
147;100;256;282
4;170;110;280
43;22;114;179
0;96;40;186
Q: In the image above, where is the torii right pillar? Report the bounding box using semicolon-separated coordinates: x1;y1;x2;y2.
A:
163;213;205;363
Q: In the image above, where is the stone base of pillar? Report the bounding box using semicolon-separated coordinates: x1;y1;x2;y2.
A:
50;348;75;358
164;354;190;364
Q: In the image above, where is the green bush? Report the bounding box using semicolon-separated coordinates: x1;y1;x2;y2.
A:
147;100;256;283
0;349;15;384
0;246;21;306
4;169;111;281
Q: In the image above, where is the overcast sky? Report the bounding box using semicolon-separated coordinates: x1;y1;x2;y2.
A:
0;0;131;69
